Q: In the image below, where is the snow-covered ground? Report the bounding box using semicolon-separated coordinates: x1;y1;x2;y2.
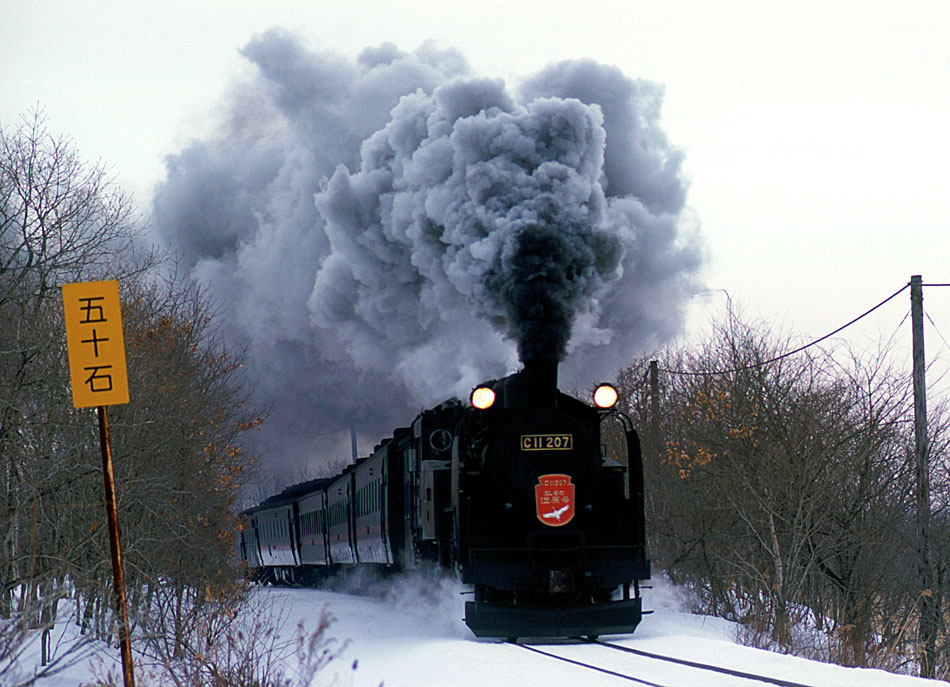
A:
19;573;947;686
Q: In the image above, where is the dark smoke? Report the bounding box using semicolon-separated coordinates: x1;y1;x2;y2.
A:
492;227;589;362
314;92;619;367
151;29;703;481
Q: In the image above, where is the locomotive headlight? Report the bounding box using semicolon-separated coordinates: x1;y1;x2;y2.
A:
471;386;496;410
593;383;619;409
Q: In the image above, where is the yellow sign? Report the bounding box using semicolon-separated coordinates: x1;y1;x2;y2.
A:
62;280;129;407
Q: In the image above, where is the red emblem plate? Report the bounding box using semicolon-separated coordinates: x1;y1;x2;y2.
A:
535;474;575;527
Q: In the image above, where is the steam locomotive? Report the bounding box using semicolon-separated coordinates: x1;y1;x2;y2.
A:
239;359;650;639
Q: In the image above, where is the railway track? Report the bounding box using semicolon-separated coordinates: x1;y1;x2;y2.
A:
508;637;818;687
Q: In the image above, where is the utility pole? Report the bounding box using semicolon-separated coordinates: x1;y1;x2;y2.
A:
649;359;660;424
911;274;937;678
648;359;662;459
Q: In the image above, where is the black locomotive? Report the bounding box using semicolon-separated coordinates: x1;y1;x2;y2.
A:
239;359;650;639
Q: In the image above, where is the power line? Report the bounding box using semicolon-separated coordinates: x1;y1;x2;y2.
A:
925;311;950;359
660;282;911;377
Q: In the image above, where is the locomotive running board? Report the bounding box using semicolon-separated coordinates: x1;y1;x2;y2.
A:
464;597;642;639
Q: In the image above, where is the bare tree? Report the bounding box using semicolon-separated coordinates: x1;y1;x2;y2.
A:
618;310;922;669
0;109;145;684
0;111;263;684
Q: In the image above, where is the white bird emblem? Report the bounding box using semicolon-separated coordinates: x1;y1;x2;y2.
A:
542;504;570;521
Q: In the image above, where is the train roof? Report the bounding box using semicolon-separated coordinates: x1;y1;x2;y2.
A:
243;476;335;515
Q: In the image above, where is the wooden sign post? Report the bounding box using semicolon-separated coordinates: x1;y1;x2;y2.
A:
62;279;135;687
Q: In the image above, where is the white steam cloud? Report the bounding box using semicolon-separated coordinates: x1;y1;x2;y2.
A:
151;29;703;479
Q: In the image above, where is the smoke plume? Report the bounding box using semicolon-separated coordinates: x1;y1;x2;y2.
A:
151;29;703;480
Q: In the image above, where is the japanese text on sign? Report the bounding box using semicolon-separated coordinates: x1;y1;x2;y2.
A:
63;280;129;407
535;474;576;526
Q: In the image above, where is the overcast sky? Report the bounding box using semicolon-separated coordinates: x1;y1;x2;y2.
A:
4;0;950;372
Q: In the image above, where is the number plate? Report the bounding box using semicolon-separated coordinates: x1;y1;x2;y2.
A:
520;434;573;451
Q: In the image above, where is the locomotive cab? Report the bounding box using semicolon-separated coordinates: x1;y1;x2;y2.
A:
455;359;650;638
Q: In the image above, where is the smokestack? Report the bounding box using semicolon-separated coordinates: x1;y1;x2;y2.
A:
521;358;559;407
499;358;559;409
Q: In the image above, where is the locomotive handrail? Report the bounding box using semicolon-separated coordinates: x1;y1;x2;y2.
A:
599;409;646;544
597;407;635;433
